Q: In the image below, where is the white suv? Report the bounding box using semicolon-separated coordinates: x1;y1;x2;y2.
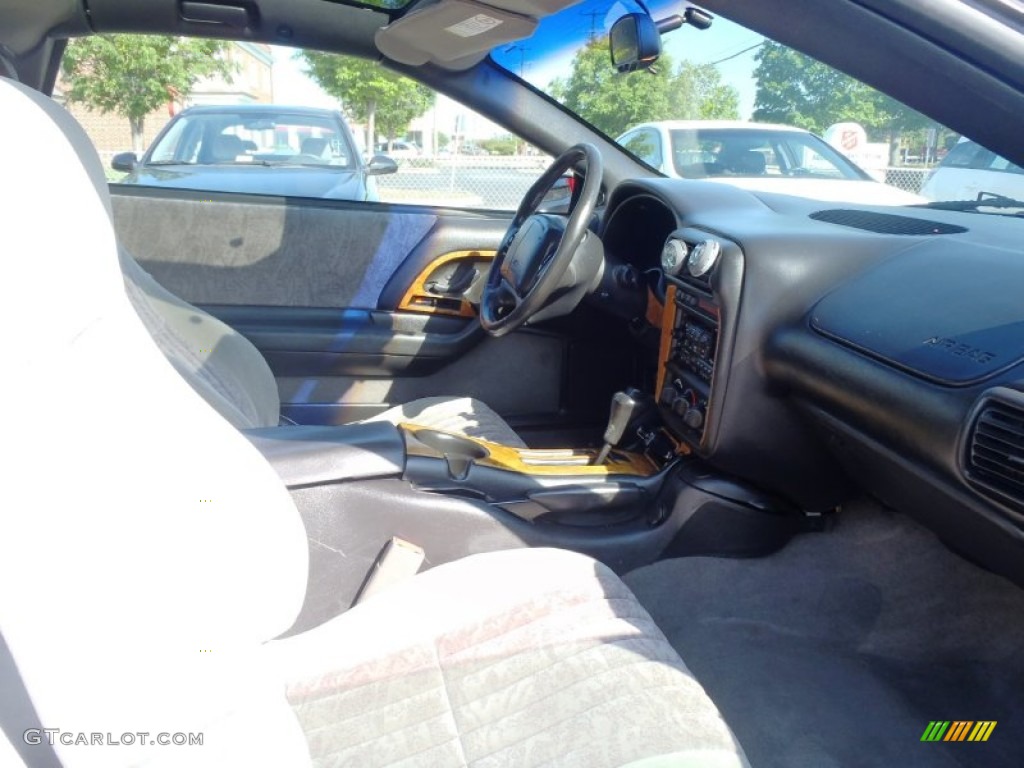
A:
921;138;1024;202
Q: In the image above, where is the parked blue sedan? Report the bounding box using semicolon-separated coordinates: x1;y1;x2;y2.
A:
111;104;397;201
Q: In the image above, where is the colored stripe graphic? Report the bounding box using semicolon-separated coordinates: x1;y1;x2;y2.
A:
921;721;996;742
921;721;950;741
968;722;997;742
944;721;973;741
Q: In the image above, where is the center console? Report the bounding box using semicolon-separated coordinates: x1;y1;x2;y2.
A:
657;235;724;449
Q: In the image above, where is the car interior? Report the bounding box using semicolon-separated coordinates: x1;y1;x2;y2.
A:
2;0;1024;766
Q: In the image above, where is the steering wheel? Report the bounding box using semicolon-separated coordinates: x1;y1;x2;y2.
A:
480;143;603;337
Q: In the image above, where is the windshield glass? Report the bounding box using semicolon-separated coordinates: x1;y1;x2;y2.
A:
491;0;1024;212
148;110;356;169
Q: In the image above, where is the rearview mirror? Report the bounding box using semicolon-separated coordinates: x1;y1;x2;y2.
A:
609;8;714;73
111;151;138;172
609;13;662;73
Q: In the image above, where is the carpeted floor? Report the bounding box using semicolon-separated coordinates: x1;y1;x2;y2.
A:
624;498;1024;768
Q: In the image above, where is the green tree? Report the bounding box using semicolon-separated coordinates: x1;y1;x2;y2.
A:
673;62;740;120
480;135;519;155
551;40;673;136
551;39;739;137
299;52;434;153
61;35;234;153
752;41;929;163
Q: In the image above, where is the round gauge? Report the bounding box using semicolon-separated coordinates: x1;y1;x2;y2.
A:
688;239;721;277
661;238;689;275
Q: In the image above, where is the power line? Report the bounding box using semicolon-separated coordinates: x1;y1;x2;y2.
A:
703;35;766;62
708;40;766;66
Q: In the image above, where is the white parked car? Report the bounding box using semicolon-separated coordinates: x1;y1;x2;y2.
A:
375;139;421;160
616;120;924;205
921;138;1024;202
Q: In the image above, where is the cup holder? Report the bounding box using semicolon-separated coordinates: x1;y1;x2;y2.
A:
411;429;489;479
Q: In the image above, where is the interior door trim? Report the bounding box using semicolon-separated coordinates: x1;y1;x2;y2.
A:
398;249;495;317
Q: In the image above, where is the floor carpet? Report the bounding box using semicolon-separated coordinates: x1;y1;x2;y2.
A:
624;498;1024;767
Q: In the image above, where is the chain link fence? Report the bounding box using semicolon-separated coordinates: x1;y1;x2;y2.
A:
375;155;551;210
882;166;933;195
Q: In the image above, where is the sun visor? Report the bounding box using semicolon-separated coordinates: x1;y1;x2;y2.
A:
375;0;538;67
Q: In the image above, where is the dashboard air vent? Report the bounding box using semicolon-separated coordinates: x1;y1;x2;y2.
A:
966;394;1024;507
810;209;967;235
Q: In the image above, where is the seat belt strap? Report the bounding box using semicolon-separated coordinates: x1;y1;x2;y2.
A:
353;537;425;605
0;630;62;767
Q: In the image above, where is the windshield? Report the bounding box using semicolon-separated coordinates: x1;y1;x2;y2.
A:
491;0;1024;212
147;110;357;169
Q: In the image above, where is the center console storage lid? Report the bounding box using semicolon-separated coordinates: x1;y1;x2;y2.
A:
244;422;405;488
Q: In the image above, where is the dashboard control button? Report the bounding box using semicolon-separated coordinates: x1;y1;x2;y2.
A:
671;396;689;418
683;407;705;430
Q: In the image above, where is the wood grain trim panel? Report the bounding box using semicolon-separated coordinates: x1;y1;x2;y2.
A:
645;288;664;329
398;250;495;317
655;284;677;398
402;424;656;477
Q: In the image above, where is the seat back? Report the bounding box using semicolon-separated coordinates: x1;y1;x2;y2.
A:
0;78;310;766
121;251;281;429
205;132;245;162
728;150;767;175
299;136;329;157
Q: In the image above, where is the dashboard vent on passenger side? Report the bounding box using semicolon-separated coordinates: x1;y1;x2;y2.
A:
810;209;967;235
966;392;1024;509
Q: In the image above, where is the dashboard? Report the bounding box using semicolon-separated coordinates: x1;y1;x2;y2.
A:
595;177;1024;588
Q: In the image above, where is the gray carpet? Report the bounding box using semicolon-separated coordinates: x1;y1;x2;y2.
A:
624;499;1024;768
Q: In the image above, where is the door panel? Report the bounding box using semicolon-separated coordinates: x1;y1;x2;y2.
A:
204;306;481;377
111;187;569;430
273;331;565;426
112;187;440;308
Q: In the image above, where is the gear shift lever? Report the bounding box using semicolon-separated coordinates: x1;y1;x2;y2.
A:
593;390;642;465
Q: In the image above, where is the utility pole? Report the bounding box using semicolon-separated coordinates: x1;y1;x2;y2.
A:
580;10;604;41
504;43;530;77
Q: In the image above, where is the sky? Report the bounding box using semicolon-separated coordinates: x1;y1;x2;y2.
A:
493;0;763;118
667;19;764;119
271;47;336;109
268;1;765;137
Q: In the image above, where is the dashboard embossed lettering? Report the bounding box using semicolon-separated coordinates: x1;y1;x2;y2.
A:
922;336;996;364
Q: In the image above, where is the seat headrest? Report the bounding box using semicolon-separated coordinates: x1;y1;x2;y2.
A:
0;77;309;761
300;137;329;157
208;132;246;162
729;150;767;175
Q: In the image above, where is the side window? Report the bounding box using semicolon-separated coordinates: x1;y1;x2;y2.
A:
58;38;550;210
